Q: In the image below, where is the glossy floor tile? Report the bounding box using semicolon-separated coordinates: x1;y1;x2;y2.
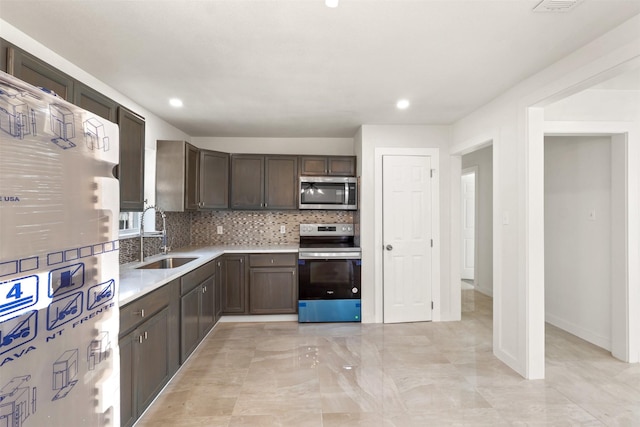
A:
137;291;637;426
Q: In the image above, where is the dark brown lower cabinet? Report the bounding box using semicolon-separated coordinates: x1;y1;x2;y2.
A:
180;261;216;362
119;280;178;427
215;259;223;322
221;253;299;315
249;267;297;314
119;307;171;427
221;255;248;314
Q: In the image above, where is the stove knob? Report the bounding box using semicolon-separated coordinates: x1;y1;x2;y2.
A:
352;287;358;294
341;226;346;232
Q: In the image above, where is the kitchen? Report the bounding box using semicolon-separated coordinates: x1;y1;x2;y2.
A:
1;1;640;426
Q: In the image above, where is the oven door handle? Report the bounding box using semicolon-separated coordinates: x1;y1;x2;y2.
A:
299;252;362;260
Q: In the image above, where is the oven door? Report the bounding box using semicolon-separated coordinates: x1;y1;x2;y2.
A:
297;256;361;300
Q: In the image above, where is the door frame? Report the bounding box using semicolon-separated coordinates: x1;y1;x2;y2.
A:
461;166;478;283
374;148;440;322
541;121;638;363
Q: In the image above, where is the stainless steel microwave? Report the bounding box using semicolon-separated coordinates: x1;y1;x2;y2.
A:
299;176;357;210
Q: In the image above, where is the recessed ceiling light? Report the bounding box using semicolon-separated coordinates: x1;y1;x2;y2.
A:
169;98;183;108
326;0;339;8
396;99;410;110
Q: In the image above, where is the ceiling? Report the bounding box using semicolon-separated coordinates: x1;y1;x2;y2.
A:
1;0;639;138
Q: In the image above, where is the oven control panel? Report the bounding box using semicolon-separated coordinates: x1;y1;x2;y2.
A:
300;223;354;236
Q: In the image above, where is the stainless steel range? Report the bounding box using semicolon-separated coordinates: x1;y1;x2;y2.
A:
297;223;361;322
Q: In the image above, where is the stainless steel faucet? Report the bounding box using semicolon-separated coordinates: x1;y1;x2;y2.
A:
140;204;169;262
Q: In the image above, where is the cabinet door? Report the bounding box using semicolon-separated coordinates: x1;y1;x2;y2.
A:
265;156;297;209
249;267;297;314
215;260;223;322
200;150;229;209
230;155;264;209
328;156;356;176
299;156;328;176
200;276;215;337
119;331;136;427
137;307;171;417
185;143;199;210
221;255;248;314
7;46;74;101
180;285;200;363
74;82;117;122
118;106;146;211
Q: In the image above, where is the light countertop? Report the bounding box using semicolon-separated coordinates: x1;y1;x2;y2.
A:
119;244;299;306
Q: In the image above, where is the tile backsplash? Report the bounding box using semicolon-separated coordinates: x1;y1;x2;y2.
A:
119;211;192;264
119;210;354;264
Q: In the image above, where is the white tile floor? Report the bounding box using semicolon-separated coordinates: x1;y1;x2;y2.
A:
137;291;640;426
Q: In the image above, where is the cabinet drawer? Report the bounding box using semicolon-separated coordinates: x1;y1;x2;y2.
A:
120;285;170;336
180;260;216;295
249;253;297;267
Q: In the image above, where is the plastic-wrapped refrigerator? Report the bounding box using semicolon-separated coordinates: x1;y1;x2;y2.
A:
0;71;120;426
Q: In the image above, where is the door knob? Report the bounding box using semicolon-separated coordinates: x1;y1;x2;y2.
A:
385;245;393;251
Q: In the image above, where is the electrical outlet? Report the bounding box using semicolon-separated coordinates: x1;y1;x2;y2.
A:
217;226;223;234
280;225;286;234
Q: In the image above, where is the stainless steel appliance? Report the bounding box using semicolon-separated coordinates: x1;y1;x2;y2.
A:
299;176;357;210
0;72;120;425
298;224;361;322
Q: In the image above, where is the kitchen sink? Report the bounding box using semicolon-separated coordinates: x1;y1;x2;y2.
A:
136;257;197;270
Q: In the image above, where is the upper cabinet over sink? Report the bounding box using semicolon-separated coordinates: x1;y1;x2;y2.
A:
156;140;229;211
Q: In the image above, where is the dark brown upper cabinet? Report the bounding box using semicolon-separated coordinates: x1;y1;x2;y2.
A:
199;150;229;210
230;154;297;210
299;156;356;176
118;106;146;212
184;143;200;211
74;82;118;122
156;140;197;212
6;46;74;101
230;155;264;209
156;142;228;211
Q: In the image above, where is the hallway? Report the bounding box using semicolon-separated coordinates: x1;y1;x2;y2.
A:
137;291;640;426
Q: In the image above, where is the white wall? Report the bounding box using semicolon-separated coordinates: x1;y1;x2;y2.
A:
544;136;612;350
0;20;191;206
462;145;493;297
356;125;454;323
452;14;640;378
545;89;640;122
192;137;354;155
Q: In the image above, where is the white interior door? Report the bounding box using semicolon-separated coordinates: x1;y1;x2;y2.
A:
383;155;432;323
461;170;476;280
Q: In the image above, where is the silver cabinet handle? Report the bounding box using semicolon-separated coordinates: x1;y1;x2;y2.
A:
134;309;145;317
139;335;143;344
144;331;148;340
385;245;393;251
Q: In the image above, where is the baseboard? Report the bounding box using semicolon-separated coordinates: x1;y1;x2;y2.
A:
475;285;493;297
545;312;611;351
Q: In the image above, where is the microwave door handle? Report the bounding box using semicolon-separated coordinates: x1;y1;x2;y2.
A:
345;183;349;205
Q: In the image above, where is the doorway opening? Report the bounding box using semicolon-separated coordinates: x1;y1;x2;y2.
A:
460;145;493;315
544;135;617;355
